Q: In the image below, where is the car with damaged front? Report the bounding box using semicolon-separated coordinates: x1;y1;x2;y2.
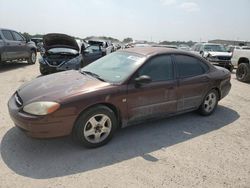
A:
8;47;231;148
39;33;84;75
192;43;234;72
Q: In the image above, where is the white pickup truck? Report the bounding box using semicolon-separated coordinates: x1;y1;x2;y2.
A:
231;48;250;82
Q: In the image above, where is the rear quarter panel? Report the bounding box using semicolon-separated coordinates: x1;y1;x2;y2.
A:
209;67;231;100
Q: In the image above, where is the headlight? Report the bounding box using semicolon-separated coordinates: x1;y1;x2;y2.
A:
23;102;60;115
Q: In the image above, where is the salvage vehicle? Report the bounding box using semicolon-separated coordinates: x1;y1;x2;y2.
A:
31;38;43;52
231;48;250;82
192;43;233;72
8;47;231;148
0;28;37;64
39;33;83;75
88;39;113;55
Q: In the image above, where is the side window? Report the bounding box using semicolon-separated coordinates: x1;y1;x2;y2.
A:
175;55;207;78
85;45;101;53
0;33;2;40
2;30;14;41
138;55;173;82
12;31;24;41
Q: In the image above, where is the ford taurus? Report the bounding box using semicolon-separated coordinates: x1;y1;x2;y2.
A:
8;47;231;148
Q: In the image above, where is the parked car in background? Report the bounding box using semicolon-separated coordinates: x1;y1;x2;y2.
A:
31;38;43;52
241;46;250;50
0;28;37;64
231;48;250;82
134;43;151;47
178;44;190;51
226;45;242;53
30;37;42;46
39;33;84;75
88;39;113;55
8;47;231;148
192;43;233;72
39;34;105;75
151;44;178;49
111;43;121;51
82;42;104;65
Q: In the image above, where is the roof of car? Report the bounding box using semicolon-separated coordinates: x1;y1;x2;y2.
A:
122;47;182;56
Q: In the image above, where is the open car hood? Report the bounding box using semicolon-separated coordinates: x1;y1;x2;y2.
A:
43;33;79;51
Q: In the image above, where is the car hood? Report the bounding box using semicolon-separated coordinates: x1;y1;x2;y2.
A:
17;70;110;105
207;51;232;57
43;33;79;51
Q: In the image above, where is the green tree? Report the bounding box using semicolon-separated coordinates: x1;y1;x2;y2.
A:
123;37;133;43
22;32;31;40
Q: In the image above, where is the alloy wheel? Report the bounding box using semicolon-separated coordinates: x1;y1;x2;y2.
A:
83;114;112;144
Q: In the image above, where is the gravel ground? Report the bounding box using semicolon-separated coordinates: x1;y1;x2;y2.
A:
0;58;250;188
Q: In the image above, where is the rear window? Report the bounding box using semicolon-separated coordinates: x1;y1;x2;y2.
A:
175;55;207;78
2;30;14;41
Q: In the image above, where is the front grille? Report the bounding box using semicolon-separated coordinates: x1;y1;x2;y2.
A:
15;92;23;107
216;56;231;61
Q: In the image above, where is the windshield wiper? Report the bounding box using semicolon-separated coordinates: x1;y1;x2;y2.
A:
80;70;106;82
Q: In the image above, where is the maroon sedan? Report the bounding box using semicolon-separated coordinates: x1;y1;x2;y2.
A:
8;47;231;148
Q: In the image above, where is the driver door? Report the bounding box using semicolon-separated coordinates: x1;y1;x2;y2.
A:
126;55;177;124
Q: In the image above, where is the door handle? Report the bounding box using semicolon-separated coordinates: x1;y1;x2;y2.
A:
6;43;10;45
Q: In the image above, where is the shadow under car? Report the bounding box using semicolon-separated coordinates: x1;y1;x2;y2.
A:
0;105;239;179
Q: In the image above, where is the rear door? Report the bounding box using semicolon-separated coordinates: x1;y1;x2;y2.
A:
174;54;210;111
126;55;177;123
1;30;18;60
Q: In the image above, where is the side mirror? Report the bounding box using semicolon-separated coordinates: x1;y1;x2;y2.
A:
135;75;151;86
199;51;203;55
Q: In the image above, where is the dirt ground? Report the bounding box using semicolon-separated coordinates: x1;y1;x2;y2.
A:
0;58;250;188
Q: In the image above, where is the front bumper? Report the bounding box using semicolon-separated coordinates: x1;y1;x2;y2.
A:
7;94;75;138
39;55;83;73
208;60;234;71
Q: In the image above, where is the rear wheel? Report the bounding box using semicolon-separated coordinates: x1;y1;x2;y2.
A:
236;63;250;82
199;89;219;116
27;51;36;64
72;105;118;148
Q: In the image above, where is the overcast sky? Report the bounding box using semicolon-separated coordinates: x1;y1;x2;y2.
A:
0;0;250;42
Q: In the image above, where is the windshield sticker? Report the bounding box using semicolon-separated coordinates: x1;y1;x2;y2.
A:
127;56;141;61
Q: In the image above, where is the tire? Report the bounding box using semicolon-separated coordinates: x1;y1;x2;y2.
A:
39;65;49;75
236;63;250;82
72;105;118;148
198;89;219;116
27;51;36;64
226;63;234;72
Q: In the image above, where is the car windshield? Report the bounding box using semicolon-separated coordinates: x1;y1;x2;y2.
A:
48;48;78;54
204;44;227;52
81;51;146;84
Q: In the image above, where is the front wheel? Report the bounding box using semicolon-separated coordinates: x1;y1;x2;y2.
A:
27;51;36;64
72;105;118;148
198;89;219;116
